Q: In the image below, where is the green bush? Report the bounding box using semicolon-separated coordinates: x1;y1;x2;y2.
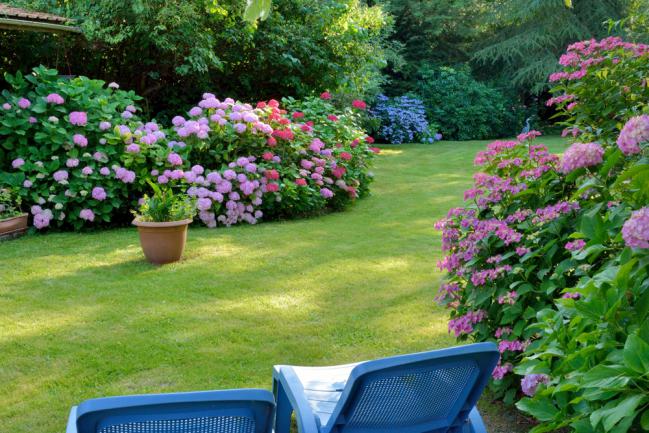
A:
417;66;525;140
1;0;393;116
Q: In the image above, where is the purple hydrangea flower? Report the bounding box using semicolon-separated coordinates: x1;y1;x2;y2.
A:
23;179;33;188
565;239;586;251
320;188;334;198
100;167;110;176
560;142;604;174
46;93;65;105
12;158;25;169
53;170;69;182
99;121;112;131
108;82;119;89
82;166;93;176
521;374;550;397
73;134;88;147
188;107;203;117
79;209;95;222
18;98;31;109
126;143;141;153
617;115;649;155
69;111;88;126
622;207;649;248
167;152;182;166
91;187;107;201
66;158;79;168
121;111;133;120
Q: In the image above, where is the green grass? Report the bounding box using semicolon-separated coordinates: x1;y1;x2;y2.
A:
0;137;568;433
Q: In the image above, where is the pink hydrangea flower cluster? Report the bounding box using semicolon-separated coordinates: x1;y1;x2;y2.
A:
434;282;461;304
79;209;95;222
448;310;487;337
565;239;586;251
521;373;550;396
492;362;513;380
183;158;265;227
545;93;575;107
31;205;53;229
617;115;649;156
622;207;649;249
497;290;518;305
498;339;528;354
532;201;580;224
550;37;649;83
69;111;88;126
560;142;604;174
494;327;512;338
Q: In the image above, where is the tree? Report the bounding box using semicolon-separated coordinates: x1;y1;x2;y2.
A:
472;0;628;92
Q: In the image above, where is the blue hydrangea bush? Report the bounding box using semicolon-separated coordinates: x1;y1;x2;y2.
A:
370;94;438;144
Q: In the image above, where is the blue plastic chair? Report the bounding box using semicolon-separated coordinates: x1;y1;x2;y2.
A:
66;389;275;433
272;343;499;433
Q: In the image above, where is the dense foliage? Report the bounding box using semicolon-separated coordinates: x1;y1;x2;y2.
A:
416;66;525;140
134;182;197;223
1;0;393;116
0;187;22;219
0;67;378;231
435;37;649;433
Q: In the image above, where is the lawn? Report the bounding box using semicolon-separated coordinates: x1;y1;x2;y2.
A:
0;137;568;433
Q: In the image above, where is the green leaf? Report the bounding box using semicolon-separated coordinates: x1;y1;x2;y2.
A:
516;397;560;421
640;409;649;430
243;0;272;23
590;394;646;431
623;334;649;374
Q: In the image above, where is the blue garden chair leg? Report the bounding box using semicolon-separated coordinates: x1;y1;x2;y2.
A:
274;377;292;433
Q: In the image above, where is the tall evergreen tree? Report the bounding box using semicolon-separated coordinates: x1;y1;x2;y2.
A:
472;0;628;92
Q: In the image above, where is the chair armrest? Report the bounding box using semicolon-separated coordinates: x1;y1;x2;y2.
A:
66;406;78;433
273;366;320;433
468;406;488;433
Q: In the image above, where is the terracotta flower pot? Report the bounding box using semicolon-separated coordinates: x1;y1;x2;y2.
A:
0;213;28;240
132;218;192;265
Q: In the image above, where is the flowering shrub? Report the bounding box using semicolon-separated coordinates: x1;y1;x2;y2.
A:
0;67;377;231
1;66;143;230
436;37;649;433
369;94;437;144
0;187;22;219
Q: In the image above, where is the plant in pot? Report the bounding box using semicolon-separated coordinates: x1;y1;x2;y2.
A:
0;187;28;240
132;181;197;265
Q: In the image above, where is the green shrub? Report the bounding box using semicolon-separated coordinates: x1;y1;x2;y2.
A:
417;66;525;140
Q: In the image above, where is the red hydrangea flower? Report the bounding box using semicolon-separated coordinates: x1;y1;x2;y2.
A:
352;100;367;110
265;169;280;180
327;114;338;122
295;178;307;186
340;152;352;161
266;183;279;192
365;136;375;144
320;91;331;100
262;152;274;161
292;112;305;119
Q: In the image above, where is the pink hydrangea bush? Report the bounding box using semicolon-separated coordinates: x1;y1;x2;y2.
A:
1;67;378;231
470;38;649;433
0;66;143;230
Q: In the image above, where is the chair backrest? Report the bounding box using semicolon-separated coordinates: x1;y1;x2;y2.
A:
73;389;275;433
323;343;499;433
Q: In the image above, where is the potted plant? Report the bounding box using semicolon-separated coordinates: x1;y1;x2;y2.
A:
132;182;197;264
0;187;28;240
